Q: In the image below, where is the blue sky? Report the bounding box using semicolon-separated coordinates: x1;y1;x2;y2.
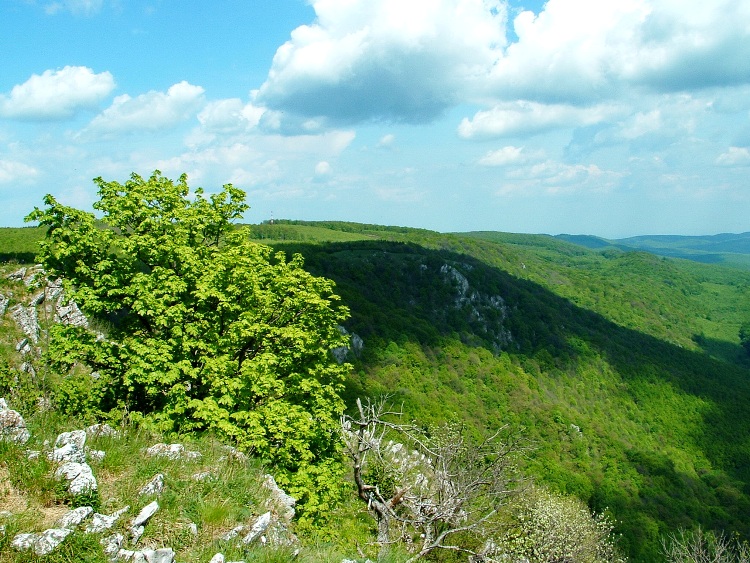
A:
1;0;749;237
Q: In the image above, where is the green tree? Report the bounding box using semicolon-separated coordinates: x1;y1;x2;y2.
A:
26;171;351;517
740;323;750;357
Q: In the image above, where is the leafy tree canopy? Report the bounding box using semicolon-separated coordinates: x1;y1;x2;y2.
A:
26;171;351;516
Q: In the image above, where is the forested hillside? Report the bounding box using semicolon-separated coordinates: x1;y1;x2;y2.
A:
260;221;750;562
3;219;750;562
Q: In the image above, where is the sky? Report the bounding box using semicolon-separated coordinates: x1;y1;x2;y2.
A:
1;0;749;238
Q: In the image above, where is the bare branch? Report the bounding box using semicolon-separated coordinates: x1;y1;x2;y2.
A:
341;396;524;560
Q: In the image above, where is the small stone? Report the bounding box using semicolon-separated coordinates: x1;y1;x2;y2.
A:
26;450;40;460
55;429;87;450
86;423;120;438
87;449;106;462
0;403;30;444
100;533;124;556
10;304;39;343
55;506;93;528
187;521;198;535
118;548;137;560
150;547;176;563
130;525;145;544
241;512;271;544
138;474;165;496
6;267;27;281
19;528;74;555
85;506;129;534
191;471;212;481
131;500;159;528
49;441;86;463
11;532;38;551
220;524;245;541
263;474;296;521
209;554;225;563
145;443;184;459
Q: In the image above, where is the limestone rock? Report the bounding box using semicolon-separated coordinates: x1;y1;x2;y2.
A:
241;512;271;544
192;471;212;481
0;399;30;444
88;448;106;461
85;506;129;533
12;528;73;555
132;500;160;527
118;547;176;563
55;429;87;450
10;304;39;343
221;524;245;541
139;473;165;496
86;423;121;438
209;554;225;563
6;267;27;282
100;533;124;557
0;293;8;315
49;441;86;463
54;461;97;495
56;299;88;328
263;474;296;522
218;445;248;463
145;443;201;460
55;506;93;528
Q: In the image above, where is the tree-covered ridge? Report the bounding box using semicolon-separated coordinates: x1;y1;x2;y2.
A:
260;228;750;562
553;231;750;268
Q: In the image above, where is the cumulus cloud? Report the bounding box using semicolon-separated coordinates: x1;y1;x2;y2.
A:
487;0;750;103
253;0;750;131
0;160;39;184
256;0;507;124
85;81;205;135
716;147;750;167
0;66;115;120
458;101;614;139
197;98;265;133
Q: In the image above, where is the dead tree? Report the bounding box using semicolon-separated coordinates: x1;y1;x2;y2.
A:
341;397;523;561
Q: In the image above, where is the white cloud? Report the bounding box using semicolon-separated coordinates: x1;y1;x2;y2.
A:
315;161;332;176
0;160;39;184
150;130;355;189
257;0;507;124
716;147;750;167
44;0;104;16
486;0;750;104
85;81;205;135
498;160;622;195
377;134;396;148
619;110;663;140
0;66;115;120
478;145;544;166
458;101;614;139
197;98;265;133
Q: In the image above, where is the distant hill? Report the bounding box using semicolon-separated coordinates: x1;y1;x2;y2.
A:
555;232;750;268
